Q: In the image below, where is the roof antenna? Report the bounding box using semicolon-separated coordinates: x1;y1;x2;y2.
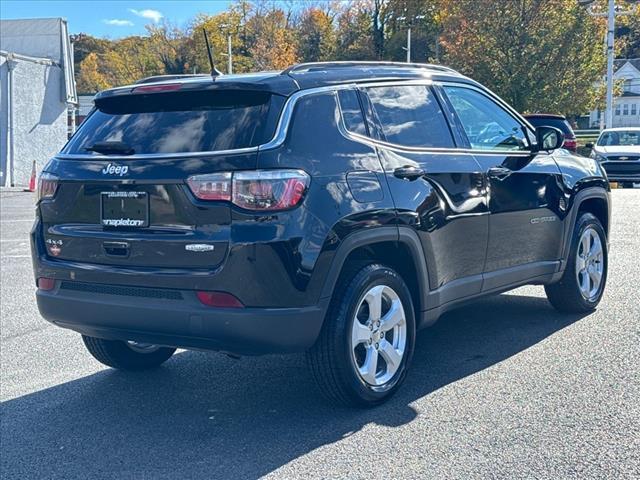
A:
202;28;222;77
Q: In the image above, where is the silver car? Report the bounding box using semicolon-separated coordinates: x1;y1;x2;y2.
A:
589;127;640;187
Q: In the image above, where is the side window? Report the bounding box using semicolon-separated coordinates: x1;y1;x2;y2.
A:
366;85;454;148
443;86;528;151
337;89;367;136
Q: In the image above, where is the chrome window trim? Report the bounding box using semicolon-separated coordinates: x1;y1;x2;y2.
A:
56;146;260;161
56;78;535;161
336;82;533;157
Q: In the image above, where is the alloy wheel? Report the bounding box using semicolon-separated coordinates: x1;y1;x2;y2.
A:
350;285;407;386
575;227;604;301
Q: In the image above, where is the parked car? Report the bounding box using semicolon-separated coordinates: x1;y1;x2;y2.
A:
32;62;611;407
588;127;640;188
524;113;578;152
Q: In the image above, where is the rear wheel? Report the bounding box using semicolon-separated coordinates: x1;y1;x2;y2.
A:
82;335;176;370
306;264;416;407
545;213;607;313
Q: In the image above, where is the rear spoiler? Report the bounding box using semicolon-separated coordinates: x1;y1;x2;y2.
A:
95;77;298;102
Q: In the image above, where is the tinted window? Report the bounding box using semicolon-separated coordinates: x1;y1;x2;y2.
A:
338;89;367;136
64;90;283;154
366;85;454;148
444;86;528;151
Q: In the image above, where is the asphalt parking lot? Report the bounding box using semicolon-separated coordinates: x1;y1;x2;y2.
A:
1;189;639;479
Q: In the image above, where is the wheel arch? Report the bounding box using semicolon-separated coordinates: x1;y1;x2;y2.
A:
319;227;430;320
561;187;610;269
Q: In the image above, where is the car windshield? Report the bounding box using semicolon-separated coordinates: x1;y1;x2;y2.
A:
597;131;640;147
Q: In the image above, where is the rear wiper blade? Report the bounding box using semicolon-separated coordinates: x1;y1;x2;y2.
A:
84;141;135;155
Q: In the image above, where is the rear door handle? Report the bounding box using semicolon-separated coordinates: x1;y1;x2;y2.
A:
487;166;512;179
393;166;425;181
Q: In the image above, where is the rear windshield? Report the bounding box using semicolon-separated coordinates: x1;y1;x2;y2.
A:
64;90;284;155
525;116;574;136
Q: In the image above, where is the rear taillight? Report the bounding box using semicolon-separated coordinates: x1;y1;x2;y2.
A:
37;277;56;290
187;169;310;211
186;173;232;201
196;291;244;308
37;173;58;202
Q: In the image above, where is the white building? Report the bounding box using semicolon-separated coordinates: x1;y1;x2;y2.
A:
0;18;77;187
589;59;640;129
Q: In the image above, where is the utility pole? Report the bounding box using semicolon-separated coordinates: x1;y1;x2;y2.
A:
398;14;425;64
605;0;615;129
220;23;233;74
227;33;233;74
581;0;639;129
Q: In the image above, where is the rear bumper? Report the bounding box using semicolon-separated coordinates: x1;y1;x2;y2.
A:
36;282;327;355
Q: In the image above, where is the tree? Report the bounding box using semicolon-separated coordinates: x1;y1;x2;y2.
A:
76;52;110;93
246;6;298;70
439;0;605;116
146;23;195;74
616;6;640;59
384;0;440;62
297;7;337;62
335;1;376;60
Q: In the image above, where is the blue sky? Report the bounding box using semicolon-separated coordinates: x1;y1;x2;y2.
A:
1;1;233;38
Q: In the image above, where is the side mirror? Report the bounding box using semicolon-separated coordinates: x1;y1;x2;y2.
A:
585;142;594;149
535;126;564;151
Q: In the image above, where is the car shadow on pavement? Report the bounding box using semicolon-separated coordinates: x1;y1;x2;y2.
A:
1;292;589;479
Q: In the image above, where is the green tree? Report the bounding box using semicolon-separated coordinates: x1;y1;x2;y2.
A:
384;0;440;62
335;1;376;60
297;7;337;62
616;6;640;59
439;0;605;116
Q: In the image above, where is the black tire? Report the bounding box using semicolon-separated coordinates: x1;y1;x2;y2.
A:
545;212;608;313
620;182;634;189
82;335;176;371
306;264;416;407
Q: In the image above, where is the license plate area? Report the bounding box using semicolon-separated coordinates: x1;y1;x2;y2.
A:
101;191;149;228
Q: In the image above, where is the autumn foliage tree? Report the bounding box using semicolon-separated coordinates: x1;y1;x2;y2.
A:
72;0;611;119
438;0;605;116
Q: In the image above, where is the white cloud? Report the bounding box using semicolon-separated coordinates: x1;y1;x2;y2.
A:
128;8;163;23
103;19;134;27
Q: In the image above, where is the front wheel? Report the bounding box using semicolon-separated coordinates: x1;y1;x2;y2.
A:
82;335;176;371
306;264;416;407
545;212;608;313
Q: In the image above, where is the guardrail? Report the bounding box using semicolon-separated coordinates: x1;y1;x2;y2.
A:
574;129;599;147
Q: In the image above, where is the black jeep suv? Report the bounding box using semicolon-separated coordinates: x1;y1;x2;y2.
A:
32;62;610;406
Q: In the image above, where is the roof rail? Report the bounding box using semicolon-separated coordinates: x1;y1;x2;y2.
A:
281;61;458;76
134;74;212;85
